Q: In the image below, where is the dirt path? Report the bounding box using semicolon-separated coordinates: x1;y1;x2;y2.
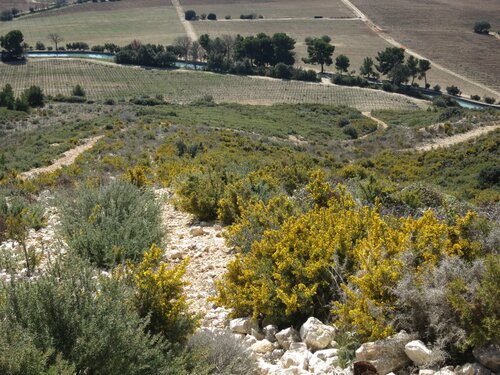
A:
414;124;499;152
338;0;500;99
160;192;234;317
171;0;198;41
362;111;389;130
21;136;103;179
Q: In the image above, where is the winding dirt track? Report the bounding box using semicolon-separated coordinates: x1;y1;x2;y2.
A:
338;0;500;98
21;136;103;179
415;124;500;152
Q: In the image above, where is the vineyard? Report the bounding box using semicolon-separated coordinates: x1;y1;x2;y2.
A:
0;59;423;111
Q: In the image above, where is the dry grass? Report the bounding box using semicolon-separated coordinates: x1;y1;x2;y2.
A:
0;0;186;46
351;0;500;96
0;59;423;111
179;0;354;19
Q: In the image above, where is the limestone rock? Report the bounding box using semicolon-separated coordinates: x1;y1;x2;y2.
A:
435;367;455;375
276;327;301;350
419;370;436;375
264;324;278;343
251;339;275;354
299;317;337;350
473;345;500;372
229;317;259;334
280;342;311;370
252;328;265;340
190;227;206;237
455;363;492;375
355;331;413;374
405;340;433;366
314;348;339;361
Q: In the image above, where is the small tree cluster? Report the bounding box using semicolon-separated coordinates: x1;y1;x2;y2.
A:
0;84;44;111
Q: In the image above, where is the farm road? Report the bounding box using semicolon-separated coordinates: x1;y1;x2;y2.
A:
338;0;500;99
171;0;198;41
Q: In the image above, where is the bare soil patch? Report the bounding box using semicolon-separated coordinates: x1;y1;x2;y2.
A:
180;0;353;19
351;0;500;97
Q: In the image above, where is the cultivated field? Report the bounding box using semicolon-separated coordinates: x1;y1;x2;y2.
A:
179;0;354;19
0;0;185;46
0;59;423;111
351;0;500;95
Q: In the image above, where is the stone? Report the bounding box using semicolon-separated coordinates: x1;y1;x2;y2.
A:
314;348;339;361
355;331;413;374
299;317;337;350
229;317;259;334
281;367;310;375
435;367;455;375
455;363;492;375
276;327;301;350
244;335;258;347
190;227;207;236
264;324;278;343
169;249;185;259
405;340;434;366
419;370;436;375
280;343;311;370
309;352;339;374
251;339;275;354
251;328;265;340
473;345;500;372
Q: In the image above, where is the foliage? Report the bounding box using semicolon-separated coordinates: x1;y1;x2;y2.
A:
71;84;86;97
122;245;197;342
217;175;483;335
447;255;499;349
0;255;178;375
22;85;44;107
302;36;335;73
59;180;163;268
473;21;491;34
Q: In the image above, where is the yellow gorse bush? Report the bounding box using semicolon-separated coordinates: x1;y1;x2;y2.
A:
216;172;481;338
122;244;197;342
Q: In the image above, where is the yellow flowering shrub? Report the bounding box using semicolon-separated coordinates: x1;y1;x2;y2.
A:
125;244;197;342
217;184;482;337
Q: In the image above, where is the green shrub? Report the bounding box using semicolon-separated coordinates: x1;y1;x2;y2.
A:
71;84;86;97
59;180;163;268
0;256;177;375
22;85;44;107
175;166;227;221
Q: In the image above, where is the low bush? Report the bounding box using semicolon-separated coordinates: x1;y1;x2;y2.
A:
59;180;164;268
187;329;258;374
0;256;179;375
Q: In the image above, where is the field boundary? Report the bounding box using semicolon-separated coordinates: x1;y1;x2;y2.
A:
338;0;500;99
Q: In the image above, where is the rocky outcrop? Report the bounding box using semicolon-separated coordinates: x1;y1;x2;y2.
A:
299;317;337;351
355;331;413;374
